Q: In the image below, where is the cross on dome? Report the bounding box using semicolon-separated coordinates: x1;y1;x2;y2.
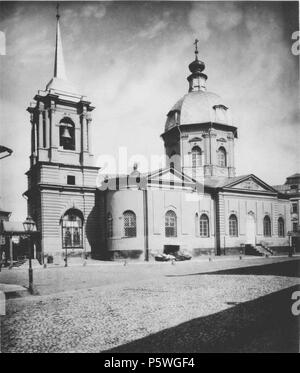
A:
188;38;205;75
193;38;199;58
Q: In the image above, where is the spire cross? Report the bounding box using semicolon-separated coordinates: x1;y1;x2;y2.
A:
56;2;60;20
53;1;67;81
193;38;199;57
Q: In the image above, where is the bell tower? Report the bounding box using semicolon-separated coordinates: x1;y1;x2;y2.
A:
25;6;100;263
27;7;94;168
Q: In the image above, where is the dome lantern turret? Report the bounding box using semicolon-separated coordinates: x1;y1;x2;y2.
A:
187;39;207;92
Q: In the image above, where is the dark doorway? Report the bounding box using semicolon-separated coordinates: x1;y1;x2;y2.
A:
164;245;180;255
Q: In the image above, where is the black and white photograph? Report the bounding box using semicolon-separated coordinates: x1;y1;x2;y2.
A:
0;0;299;356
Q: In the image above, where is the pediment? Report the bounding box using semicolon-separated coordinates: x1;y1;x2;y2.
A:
147;168;196;190
189;136;202;143
226;175;277;193
231;179;265;191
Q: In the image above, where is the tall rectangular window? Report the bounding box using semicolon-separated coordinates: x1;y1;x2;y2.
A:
229;214;238;237
200;214;209;237
278;217;285;237
263;216;271;237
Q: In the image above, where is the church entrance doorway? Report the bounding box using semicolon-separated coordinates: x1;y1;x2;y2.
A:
246;212;256;245
61;209;83;250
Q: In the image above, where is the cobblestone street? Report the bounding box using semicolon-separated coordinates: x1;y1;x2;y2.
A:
1;257;299;353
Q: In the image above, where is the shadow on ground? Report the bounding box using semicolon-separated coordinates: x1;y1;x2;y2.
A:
166;259;300;278
103;285;300;353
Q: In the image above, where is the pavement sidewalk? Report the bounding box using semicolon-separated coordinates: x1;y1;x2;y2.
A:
2;253;299;270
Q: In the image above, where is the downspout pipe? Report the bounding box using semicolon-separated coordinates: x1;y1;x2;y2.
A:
143;188;149;261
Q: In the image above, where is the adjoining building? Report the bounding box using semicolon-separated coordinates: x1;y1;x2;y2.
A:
0;146;13;222
25;12;292;263
273;174;300;249
0;205;11;223
0;146;13;264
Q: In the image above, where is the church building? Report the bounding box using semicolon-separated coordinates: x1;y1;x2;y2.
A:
25;13;291;263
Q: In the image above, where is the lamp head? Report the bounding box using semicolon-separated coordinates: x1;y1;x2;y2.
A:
23;216;36;232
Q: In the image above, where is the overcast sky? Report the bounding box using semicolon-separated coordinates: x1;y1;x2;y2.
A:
0;1;299;221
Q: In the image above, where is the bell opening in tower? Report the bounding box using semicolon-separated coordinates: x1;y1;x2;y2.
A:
59;117;75;151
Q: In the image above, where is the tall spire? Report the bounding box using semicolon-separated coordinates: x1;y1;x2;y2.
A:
54;3;67;81
46;3;77;93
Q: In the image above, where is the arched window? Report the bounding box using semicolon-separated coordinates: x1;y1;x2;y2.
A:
62;209;83;249
263;215;271;237
191;146;202;168
217;147;226;167
278;217;285;237
165;210;177;237
200;214;209;237
107;213;113;238
59;117;75;150
229;214;238;237
123;210;136;237
195;213;199;236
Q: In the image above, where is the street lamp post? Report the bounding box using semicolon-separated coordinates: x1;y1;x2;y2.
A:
23;216;36;294
65;245;68;267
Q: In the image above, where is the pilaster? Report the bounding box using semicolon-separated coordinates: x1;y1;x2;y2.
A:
87;114;92;154
38;108;43;150
209;130;218;166
45;109;50;149
49;102;59;162
202;133;210;165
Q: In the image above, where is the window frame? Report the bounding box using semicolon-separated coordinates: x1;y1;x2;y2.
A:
165;210;177;237
217;146;227;167
263;215;272;237
67;175;76;185
61;209;83;249
278;217;285;237
191;146;202;168
292;203;298;214
229;214;238;237
199;214;209;237
123;210;137;238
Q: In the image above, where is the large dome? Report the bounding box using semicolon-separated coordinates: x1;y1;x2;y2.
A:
165;90;232;132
